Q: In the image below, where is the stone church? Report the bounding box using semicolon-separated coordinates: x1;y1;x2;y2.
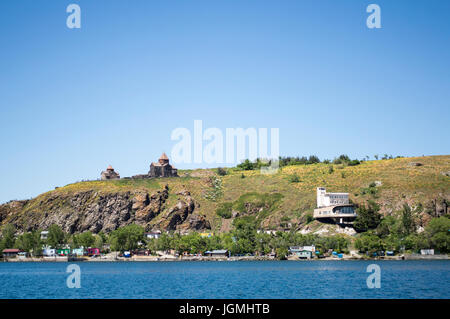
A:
149;153;178;178
101;165;120;180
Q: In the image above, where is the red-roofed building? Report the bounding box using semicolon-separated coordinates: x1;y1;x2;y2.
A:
2;249;21;257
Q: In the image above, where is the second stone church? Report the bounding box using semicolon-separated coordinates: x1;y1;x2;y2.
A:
148;152;178;178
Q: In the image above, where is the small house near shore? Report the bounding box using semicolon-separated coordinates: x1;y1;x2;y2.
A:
86;248;101;256
2;249;21;258
289;246;315;259
43;247;56;257
204;250;229;257
57;248;70;256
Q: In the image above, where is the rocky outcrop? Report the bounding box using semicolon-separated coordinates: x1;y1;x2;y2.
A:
0;200;28;224
155;190;210;231
133;186;169;223
0;184;208;234
183;214;211;230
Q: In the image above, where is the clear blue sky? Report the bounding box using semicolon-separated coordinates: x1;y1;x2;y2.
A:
0;0;449;203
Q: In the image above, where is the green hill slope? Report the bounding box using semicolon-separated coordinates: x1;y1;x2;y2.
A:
1;155;449;234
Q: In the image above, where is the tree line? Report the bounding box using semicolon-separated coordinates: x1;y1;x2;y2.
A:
353;201;449;254
0;218;350;260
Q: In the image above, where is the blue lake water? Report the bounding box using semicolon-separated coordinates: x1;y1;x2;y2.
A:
0;260;449;299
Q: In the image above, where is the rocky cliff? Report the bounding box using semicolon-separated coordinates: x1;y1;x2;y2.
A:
0;184;210;234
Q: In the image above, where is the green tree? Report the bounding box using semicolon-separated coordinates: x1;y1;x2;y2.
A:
47;224;66;249
110;224;145;252
94;234;104;250
0;224;16;249
399;204;416;237
15;232;42;254
376;215;398;238
232;216;257;254
403;233;428;252
237;159;255;171
353;201;382;233
355;233;383;254
381;235;401;252
255;232;272;255
307;155;320;164
76;231;95;248
155;232;172;252
425;216;450;253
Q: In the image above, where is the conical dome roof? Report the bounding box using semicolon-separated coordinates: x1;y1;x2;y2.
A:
159;153;169;160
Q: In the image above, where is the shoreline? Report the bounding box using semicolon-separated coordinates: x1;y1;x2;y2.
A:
1;254;448;262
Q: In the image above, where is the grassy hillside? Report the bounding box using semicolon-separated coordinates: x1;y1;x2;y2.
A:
3;155;446;234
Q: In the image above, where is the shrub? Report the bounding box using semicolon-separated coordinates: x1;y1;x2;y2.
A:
237;159;255;170
333;154;351;164
217;167;227;176
204;176;223;201
216;202;233;219
275;247;289;260
361;183;378;197
289;174;300;183
308;155;320;164
233;192;283;216
348;159;360;166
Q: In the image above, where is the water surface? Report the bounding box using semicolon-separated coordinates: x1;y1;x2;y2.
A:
0;260;448;299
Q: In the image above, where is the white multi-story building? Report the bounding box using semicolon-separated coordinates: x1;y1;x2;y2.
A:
314;187;356;225
316;187;349;207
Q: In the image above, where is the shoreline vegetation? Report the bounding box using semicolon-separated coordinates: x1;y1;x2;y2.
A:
2;253;449;262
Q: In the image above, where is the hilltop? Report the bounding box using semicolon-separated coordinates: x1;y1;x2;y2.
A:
0;155;449;235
